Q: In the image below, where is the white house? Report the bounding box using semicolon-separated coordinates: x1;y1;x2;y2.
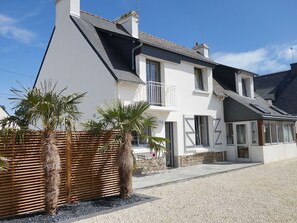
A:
0;106;8;121
35;0;297;166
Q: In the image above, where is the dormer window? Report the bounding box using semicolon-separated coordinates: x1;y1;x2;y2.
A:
236;72;254;98
194;68;208;92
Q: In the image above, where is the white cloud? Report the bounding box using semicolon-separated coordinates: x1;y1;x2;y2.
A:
0;14;35;43
213;42;297;74
0;14;15;24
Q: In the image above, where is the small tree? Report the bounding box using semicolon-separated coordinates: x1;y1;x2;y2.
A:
84;100;168;198
1;81;86;215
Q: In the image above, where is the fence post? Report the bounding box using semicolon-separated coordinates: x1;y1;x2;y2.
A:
66;132;72;203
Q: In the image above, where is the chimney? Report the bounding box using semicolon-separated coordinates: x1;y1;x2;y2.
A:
193;42;210;58
56;0;80;26
291;62;297;75
115;11;139;38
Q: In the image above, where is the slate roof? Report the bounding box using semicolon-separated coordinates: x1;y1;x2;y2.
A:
139;32;216;66
70;11;216;84
255;63;297;115
213;66;297;122
72;13;143;84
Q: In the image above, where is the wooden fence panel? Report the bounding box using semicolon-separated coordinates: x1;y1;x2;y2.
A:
0;131;119;219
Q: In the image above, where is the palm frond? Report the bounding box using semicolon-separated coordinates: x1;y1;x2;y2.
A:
147;136;170;157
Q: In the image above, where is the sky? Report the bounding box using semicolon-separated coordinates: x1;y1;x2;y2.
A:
0;0;297;113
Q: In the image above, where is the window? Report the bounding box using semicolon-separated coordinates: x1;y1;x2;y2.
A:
236;124;246;144
264;121;295;144
194;68;205;91
250;104;270;114
270;123;277;143
264;123;271;144
270;106;288;115
277;123;284;143
146;60;160;82
132;127;152;146
194;116;209;146
251;122;258;145
146;59;161;106
226;123;234;145
283;123;294;143
242;78;249;97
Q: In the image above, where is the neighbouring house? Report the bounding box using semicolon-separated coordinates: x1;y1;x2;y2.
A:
0;106;9;121
35;0;297;166
213;65;297;163
254;63;297;115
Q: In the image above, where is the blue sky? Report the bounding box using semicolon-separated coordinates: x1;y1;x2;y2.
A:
1;0;297;113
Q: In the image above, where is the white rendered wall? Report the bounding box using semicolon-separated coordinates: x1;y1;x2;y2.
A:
36;10;116;128
261;143;297;163
129;54;226;157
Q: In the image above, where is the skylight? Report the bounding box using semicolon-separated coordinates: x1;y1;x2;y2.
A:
270;106;288;115
250;104;271;114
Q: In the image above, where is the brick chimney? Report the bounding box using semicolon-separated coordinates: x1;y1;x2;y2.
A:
115;11;139;38
56;0;80;27
193;42;210;58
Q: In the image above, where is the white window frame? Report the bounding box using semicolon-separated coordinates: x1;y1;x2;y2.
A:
194;67;208;93
264;121;295;145
194;115;209;147
226;123;234;145
250;121;258;145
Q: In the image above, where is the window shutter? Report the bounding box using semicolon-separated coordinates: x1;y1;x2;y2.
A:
183;115;196;151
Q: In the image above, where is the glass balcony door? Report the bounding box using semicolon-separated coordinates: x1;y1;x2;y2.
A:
146;59;162;106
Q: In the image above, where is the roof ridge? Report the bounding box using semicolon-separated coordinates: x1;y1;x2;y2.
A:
80;10;115;24
258;70;289;77
140;31;196;53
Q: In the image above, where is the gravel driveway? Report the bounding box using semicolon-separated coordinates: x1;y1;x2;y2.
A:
75;159;297;223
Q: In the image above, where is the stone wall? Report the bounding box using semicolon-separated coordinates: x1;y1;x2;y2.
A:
174;151;227;167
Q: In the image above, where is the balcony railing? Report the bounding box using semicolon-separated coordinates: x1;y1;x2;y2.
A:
134;81;176;108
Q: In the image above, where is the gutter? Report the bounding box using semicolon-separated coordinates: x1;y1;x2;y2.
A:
132;42;143;70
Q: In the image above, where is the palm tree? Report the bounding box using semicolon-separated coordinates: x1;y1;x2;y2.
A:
4;81;85;215
84;100;167;199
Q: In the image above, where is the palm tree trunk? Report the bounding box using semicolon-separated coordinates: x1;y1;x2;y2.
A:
117;132;133;199
44;131;61;215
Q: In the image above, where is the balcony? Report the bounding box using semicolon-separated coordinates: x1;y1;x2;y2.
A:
134;81;176;110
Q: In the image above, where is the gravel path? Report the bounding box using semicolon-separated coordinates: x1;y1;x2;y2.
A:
75;159;297;223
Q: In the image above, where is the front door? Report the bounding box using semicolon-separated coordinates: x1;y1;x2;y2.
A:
165;122;174;167
236;124;250;161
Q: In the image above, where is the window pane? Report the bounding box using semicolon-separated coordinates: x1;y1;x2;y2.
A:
236;124;246;144
242;79;248;97
195;68;204;91
277;124;283;143
195;116;209;146
226;123;234;144
251;122;258;145
194;116;201;145
200;116;209;146
284;124;289;142
264;123;271;144
271;123;277;143
289;124;294;142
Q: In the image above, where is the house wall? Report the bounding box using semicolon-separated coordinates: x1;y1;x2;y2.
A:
36;4;116;127
0;108;8;121
119;54;226;160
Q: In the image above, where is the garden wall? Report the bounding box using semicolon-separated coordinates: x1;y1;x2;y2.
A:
0;131;119;219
